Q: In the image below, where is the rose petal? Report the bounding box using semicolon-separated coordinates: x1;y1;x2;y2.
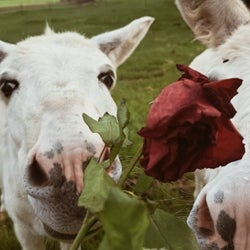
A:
204;78;242;118
140;80;221;139
177;64;209;84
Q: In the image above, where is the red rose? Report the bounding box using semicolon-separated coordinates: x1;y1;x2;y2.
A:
138;64;245;182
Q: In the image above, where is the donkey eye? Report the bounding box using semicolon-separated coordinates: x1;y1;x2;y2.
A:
98;71;115;89
0;79;19;98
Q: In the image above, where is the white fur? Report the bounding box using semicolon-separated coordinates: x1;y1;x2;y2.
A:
0;17;154;250
176;0;250;248
175;0;250;47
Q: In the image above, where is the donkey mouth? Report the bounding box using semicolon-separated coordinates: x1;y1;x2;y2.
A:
23;163;87;236
23;152;121;236
43;222;78;241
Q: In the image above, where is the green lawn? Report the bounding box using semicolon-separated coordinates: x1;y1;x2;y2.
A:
0;0;204;249
0;0;59;7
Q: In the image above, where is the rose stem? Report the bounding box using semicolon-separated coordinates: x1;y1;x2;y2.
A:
98;145;108;163
70;213;97;250
118;145;142;188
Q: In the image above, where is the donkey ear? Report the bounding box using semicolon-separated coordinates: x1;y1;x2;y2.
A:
175;0;250;47
0;41;15;63
91;16;154;67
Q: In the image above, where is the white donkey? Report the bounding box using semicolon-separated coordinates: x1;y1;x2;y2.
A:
175;0;250;249
0;17;154;250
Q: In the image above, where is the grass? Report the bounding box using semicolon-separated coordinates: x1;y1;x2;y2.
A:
0;0;205;249
0;0;59;8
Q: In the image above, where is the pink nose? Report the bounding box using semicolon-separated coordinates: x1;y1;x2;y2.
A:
27;145;95;193
26;141;113;194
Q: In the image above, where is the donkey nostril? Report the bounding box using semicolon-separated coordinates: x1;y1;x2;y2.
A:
28;158;49;187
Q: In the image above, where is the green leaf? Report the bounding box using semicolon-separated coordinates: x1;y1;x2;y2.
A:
109;127;132;162
97;187;149;250
117;99;130;129
78;158;115;213
122;126;133;147
82;113;121;146
134;174;153;195
117;101;132;147
144;209;199;250
109;140;124;162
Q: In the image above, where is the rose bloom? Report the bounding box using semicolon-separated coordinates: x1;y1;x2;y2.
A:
138;64;245;182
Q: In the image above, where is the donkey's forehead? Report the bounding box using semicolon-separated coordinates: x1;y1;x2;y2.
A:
18;32;96;50
11;32;112;68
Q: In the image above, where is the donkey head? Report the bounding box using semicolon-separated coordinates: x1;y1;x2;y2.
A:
0;17;154;238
